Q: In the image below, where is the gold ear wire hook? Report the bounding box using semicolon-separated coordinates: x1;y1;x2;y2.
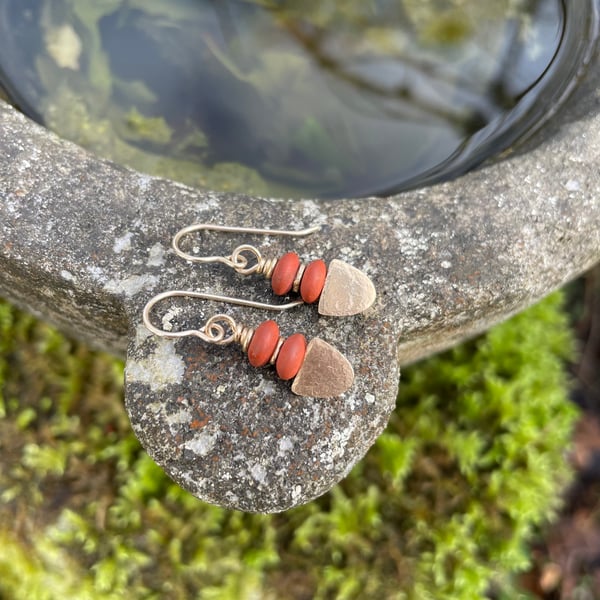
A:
171;223;321;275
142;289;356;397
142;290;304;342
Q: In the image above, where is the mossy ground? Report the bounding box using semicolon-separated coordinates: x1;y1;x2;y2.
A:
0;292;578;599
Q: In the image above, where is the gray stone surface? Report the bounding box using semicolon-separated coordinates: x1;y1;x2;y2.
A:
1;49;600;511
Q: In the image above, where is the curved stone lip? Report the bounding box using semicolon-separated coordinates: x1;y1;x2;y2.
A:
1;52;599;362
1;39;600;511
0;4;598;361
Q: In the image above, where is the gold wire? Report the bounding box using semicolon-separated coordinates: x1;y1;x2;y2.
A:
257;256;278;279
236;324;256;353
292;263;306;293
142;290;304;345
172;222;321;269
269;337;285;365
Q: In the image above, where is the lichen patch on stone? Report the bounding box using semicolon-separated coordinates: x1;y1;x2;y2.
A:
278;437;294;457
166;407;193;436
147;243;166;266
250;463;268;485
113;232;134;253
126;339;185;391
183;429;219;456
105;273;158;296
60;269;75;282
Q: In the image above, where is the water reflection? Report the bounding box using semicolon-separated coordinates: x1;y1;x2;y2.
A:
0;0;585;198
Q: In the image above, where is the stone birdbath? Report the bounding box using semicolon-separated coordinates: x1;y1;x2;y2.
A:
1;22;600;514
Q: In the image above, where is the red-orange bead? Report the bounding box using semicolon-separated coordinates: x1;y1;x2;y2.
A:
300;259;327;303
248;320;280;367
276;333;307;380
271;252;301;295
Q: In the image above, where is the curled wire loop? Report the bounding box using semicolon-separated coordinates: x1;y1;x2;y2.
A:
229;244;264;275
171;223;321;274
142;290;303;345
201;314;239;346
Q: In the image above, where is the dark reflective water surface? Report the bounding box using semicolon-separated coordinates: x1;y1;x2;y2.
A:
0;1;597;199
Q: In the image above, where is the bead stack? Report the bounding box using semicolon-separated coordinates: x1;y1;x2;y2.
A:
270;252;327;303
265;253;376;317
239;319;354;397
244;319;307;381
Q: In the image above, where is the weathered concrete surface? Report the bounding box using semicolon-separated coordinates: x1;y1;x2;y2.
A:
1;48;600;511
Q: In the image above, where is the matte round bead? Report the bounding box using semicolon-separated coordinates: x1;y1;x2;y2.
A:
248;320;280;367
300;259;327;303
271;252;301;295
276;333;307;380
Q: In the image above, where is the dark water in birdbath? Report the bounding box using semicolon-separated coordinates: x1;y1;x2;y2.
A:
0;1;597;199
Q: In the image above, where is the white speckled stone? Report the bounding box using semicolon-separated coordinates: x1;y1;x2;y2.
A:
1;51;600;511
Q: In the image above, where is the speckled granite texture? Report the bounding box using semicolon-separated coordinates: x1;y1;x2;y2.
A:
1;47;600;511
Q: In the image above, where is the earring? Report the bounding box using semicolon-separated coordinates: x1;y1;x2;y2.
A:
142;290;355;398
171;224;376;317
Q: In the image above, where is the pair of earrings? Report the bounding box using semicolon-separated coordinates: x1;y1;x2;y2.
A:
143;224;376;398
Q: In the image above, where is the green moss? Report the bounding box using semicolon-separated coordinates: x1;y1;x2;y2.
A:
0;292;577;598
122;108;173;145
420;10;473;45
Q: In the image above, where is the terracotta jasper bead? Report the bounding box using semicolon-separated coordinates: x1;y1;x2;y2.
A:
276;333;307;380
247;320;280;367
271;252;301;295
300;259;327;303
